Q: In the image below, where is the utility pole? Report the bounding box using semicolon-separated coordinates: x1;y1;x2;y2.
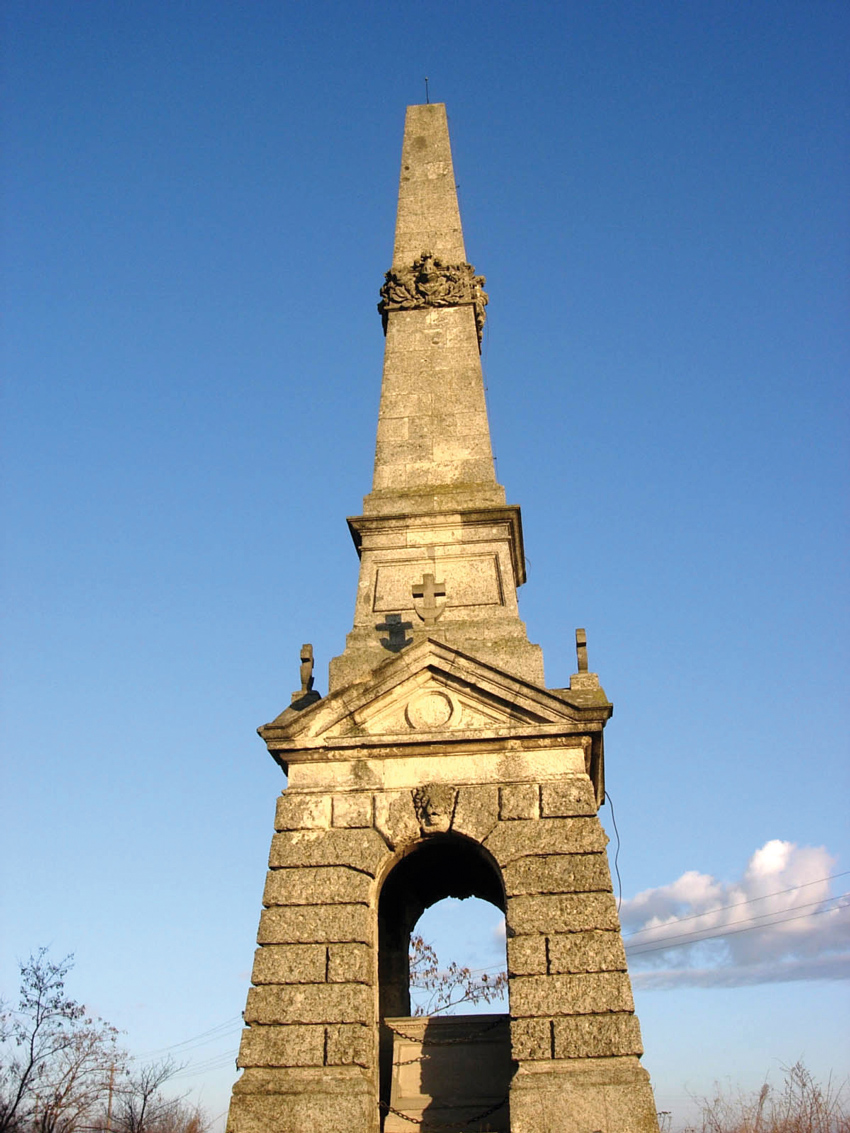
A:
105;1063;116;1132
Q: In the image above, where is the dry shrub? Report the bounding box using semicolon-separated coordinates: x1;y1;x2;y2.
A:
683;1062;849;1133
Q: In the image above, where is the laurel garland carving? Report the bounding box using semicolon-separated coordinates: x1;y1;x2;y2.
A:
378;252;488;347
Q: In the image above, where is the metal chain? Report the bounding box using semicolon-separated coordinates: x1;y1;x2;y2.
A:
379;1094;508;1130
385;1016;505;1047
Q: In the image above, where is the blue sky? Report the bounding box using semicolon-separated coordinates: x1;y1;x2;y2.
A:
2;2;848;1128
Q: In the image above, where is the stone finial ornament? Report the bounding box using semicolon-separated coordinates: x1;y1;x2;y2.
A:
412;783;457;835
576;628;588;672
299;644;315;693
291;643;321;707
378;252;488;346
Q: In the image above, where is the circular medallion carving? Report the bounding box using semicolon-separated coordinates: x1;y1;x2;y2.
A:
405;690;455;730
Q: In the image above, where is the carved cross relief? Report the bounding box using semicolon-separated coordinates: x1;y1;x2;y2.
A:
412;573;446;625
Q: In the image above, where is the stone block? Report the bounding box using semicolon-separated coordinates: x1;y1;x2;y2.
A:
274;793;331;831
269;828;389;876
325;1023;372;1067
547;931;627;974
263;866;372;907
503;853;611;896
553;1013;643;1059
507;892;619;935
227;1066;375;1133
499;784;540;820
510;1017;552;1061
327;943;372;984
251;944;326;985
509;972;635;1017
237;1024;325;1068
507;935;547;976
508;1058;660;1133
258;904;372;945
374;791;419;849
332;793;373;828
484;818;607;865
245;982;373;1025
452;784;499;841
540;779;597;817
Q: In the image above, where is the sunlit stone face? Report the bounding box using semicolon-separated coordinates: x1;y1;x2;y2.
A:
412;783;456;834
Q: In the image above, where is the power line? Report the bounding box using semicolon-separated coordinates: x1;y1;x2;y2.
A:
134;1016;242;1059
624;871;849;940
627;894;848;956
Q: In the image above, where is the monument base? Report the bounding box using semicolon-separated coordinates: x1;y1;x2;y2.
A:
509;1056;660;1133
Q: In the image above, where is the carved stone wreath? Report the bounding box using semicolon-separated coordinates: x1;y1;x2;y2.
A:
378;251;488;347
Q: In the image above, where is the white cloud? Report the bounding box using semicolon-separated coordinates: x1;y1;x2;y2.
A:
621;840;850;987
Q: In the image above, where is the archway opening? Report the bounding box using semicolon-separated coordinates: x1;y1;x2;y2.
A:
409;896;507;1017
377;835;509;1127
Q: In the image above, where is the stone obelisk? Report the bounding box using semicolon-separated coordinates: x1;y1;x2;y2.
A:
226;104;660;1133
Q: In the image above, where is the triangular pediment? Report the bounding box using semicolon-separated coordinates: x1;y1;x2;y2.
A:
259;639;610;754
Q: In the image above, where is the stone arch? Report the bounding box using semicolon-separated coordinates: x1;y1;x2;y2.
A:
376;832;507;1119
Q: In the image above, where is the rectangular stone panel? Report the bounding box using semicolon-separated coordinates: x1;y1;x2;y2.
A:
510;1017;551;1061
327;943;372;984
553;1013;644;1059
274;793;331;831
251;944;326;985
237;1024;325;1068
510;972;635;1017
507;893;620;935
269;828;389;876
499;784;540;821
507;935;547;977
263;867;372;907
547;931;627;974
245;983;373;1026
258;904;372;945
372;554;503;611
503;854;611;896
540;779;598;817
484;818;607;865
325;1023;372;1067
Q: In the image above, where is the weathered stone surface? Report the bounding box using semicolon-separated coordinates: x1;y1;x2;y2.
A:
373;791;419;849
510;972;634;1017
332;793;374;828
263;866;372;907
251;944;326;985
507;934;547;976
553;1013;643;1058
258;904;372;945
325;1023;372;1067
245;983;373;1025
500;783;540;820
548;930;627;974
484;818;608;864
327;943;372;984
237;1024;325;1068
451;784;499;841
509;1058;659;1133
507;892;620;935
510;1017;551;1061
274;793;331;831
540;778;597;817
503;852;611;896
227;1067;375;1133
269;828;389;875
